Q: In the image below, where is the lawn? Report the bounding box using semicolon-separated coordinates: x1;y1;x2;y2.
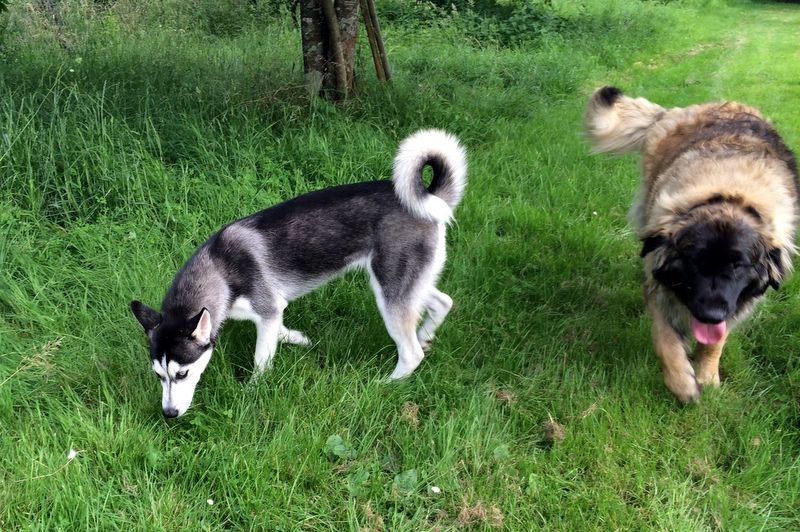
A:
1;0;799;529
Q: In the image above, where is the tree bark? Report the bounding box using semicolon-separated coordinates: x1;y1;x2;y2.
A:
334;0;359;94
300;0;326;97
320;0;347;96
300;0;360;100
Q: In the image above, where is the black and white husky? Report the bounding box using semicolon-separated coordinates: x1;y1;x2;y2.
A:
131;130;467;417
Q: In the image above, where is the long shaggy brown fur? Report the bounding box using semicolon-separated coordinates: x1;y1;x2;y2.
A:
585;86;799;403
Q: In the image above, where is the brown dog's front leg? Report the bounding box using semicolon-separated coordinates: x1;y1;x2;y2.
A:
649;304;700;403
694;338;726;387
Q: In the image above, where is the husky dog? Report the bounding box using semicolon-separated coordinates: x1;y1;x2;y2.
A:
585;87;798;402
131;130;467;417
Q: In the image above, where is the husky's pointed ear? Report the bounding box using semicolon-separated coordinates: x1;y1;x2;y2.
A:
131;300;162;332
189;308;212;344
766;248;784;291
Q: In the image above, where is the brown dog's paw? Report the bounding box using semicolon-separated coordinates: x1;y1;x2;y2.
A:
695;368;721;388
664;368;701;403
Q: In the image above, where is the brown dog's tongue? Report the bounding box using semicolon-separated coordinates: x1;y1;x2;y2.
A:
692;318;727;344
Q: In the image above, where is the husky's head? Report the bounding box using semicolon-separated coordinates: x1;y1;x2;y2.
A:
130;301;214;418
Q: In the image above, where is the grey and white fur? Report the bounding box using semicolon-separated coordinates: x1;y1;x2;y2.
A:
131;129;467;417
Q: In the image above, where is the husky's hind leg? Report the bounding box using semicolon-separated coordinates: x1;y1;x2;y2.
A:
279;325;311;346
368;250;432;381
416;287;453;351
380;303;426;381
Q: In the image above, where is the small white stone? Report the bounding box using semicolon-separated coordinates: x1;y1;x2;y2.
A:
207;499;214;505
592;211;598;216
429;486;441;494
67;449;77;460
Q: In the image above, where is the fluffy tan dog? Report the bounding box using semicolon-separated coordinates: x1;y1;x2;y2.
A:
585;87;798;402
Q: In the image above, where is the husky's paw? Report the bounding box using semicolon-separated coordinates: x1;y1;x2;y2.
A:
279;326;311;346
249;362;274;383
418;336;434;352
385;370;410;383
247;371;264;388
664;366;701;403
385;357;424;382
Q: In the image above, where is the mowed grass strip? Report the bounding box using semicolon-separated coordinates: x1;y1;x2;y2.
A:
1;1;799;529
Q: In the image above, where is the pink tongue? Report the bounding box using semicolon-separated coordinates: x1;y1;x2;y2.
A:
692;318;727;345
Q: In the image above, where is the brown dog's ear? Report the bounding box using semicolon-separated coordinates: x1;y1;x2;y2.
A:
130;300;162;332
766;248;784;290
641;234;668;258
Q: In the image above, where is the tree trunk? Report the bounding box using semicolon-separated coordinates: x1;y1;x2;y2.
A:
334;0;359;93
300;0;326;97
300;0;360;100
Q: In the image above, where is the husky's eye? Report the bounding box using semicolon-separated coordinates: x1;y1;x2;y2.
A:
175;370;189;381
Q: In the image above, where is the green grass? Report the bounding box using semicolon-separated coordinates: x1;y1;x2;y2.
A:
1;0;800;529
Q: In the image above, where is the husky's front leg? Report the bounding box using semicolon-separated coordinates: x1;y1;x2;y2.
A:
253;314;282;374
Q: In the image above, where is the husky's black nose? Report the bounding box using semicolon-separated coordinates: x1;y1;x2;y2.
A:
163;407;180;418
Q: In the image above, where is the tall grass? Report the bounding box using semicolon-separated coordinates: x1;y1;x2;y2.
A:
1;0;799;529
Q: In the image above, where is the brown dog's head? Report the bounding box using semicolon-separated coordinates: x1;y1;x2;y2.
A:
642;203;783;343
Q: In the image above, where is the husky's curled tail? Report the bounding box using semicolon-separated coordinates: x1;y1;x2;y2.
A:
392;129;468;223
584;86;666;154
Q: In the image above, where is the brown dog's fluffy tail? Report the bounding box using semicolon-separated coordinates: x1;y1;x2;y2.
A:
584;86;666;154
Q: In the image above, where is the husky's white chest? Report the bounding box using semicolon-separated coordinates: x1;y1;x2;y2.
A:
227;297;260;322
